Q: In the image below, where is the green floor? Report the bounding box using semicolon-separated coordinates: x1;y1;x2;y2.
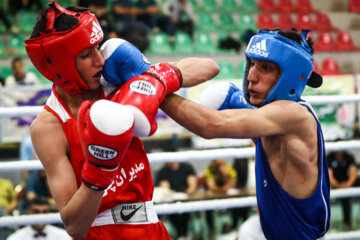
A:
328;198;360;233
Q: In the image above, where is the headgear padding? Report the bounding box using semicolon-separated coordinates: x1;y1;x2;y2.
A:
243;29;322;107
24;0;103;95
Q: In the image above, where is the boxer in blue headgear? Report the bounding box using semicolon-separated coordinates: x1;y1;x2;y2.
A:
161;28;331;240
243;29;322;107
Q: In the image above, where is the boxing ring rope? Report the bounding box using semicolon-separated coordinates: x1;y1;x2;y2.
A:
0;140;360;171
0;188;360;240
0;106;43;117
1;94;360;239
0;94;360;118
1;140;360;171
0;188;359;224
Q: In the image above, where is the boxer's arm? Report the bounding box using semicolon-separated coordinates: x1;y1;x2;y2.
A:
172;57;220;87
78;100;134;190
30;111;102;239
200;82;254;110
161;94;308;139
101;39;218;88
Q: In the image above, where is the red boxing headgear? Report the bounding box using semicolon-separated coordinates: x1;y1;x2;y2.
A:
24;0;103;95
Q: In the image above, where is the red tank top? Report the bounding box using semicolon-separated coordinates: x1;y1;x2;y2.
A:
44;86;154;213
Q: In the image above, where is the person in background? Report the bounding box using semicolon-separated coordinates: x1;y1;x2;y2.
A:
5;58;39;86
205;158;237;194
134;0;176;42
133;0;159;31
111;0;151;51
162;0;195;39
0;177;18;239
17;136;38;213
25;170;57;211
0;8;19;34
204;158;237;234
7;197;71;240
8;0;43;14
232;157;250;231
0;177;18;215
327;148;358;230
156;161;197;239
20;136;37;178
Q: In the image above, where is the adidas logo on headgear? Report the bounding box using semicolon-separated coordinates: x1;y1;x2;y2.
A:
90;21;103;44
247;39;269;57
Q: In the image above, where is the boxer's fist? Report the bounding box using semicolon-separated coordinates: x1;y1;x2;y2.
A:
200;82;255;110
111;73;166;137
78;100;134;190
147;63;182;95
100;38;151;86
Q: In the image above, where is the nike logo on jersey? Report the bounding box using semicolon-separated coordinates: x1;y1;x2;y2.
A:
120;205;143;221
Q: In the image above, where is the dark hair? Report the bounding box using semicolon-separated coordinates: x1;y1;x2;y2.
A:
261;28;314;54
30;2;89;39
28;197;49;207
11;57;23;67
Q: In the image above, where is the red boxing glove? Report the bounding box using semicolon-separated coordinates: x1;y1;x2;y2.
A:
77;99;134;191
147;62;183;95
111;73;165;137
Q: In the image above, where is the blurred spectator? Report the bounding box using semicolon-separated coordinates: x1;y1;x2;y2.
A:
112;0;138;33
5;58;39;86
232;157;250;230
78;0;95;7
219;35;242;53
17;135;38;213
24;170;57;213
88;0;116;44
327;149;358;230
205;158;237;194
162;0;195;38
20;136;37;177
134;0;159;31
8;0;43;14
156;162;197;239
0;177;18;215
0;8;19;34
134;0;175;41
0;178;16;240
204;158;237;233
111;0;151;51
7;197;71;240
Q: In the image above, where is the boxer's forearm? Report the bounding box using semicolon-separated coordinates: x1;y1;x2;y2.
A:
173;58;219;87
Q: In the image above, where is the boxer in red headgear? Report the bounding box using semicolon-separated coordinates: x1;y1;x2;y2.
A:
25;0;103;95
26;1;219;239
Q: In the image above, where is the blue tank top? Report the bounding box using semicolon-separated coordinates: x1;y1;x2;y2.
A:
255;101;330;239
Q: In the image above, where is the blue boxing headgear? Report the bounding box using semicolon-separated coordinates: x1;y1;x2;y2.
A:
243;29;322;107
